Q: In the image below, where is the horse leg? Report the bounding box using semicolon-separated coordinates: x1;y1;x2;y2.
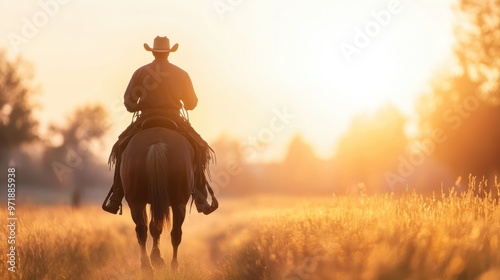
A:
130;204;152;271
170;203;186;269
149;217;166;268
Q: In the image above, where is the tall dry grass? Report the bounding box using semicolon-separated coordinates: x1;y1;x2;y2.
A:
1;179;499;280
0;205;211;280
213;182;500;280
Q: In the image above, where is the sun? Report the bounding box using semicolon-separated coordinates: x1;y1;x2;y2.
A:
324;41;400;112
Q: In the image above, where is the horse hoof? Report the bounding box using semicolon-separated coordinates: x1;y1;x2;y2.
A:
141;256;153;272
140;268;153;280
152;257;166;269
140;265;153;280
141;263;153;271
171;259;179;271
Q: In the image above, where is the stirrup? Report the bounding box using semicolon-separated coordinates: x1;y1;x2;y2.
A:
199;185;219;215
102;188;123;215
202;198;218;215
103;202;123;215
189;177;219;215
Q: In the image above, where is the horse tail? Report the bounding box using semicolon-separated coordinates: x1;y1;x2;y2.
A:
146;142;170;229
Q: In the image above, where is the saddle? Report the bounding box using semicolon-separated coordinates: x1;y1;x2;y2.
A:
139;116;198;154
140;116;179;131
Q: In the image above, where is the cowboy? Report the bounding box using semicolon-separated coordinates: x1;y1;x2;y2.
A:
103;36;217;215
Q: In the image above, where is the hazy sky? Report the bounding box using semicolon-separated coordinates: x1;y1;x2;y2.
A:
1;0;456;161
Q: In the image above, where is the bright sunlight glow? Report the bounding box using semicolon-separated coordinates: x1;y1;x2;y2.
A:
0;0;456;161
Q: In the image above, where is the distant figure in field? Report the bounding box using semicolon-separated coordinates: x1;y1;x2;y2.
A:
102;36;218;215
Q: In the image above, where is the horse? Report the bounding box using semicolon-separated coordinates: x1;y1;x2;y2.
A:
120;126;194;271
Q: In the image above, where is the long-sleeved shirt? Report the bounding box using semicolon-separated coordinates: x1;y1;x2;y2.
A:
123;59;198;113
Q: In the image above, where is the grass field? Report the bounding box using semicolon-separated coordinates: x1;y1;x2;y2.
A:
1;183;500;280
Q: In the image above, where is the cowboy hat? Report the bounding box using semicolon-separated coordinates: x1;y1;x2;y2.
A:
143;36;178;52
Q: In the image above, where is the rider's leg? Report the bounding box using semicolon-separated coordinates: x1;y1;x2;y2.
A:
193;174;217;215
103;158;124;214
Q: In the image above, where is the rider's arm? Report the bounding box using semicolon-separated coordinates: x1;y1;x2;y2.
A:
123;70;142;112
181;73;198;111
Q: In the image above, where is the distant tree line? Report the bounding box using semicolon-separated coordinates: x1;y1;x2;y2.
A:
0;51;111;205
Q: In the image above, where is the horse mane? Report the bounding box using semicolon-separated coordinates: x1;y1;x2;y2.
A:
146;142;170;229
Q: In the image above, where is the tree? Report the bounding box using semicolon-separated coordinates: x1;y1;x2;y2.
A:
280;134;332;194
42;104;111;205
49;104;111;149
0;51;39;165
335;104;408;193
455;0;500;100
417;0;500;179
208;135;246;195
284;134;317;165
